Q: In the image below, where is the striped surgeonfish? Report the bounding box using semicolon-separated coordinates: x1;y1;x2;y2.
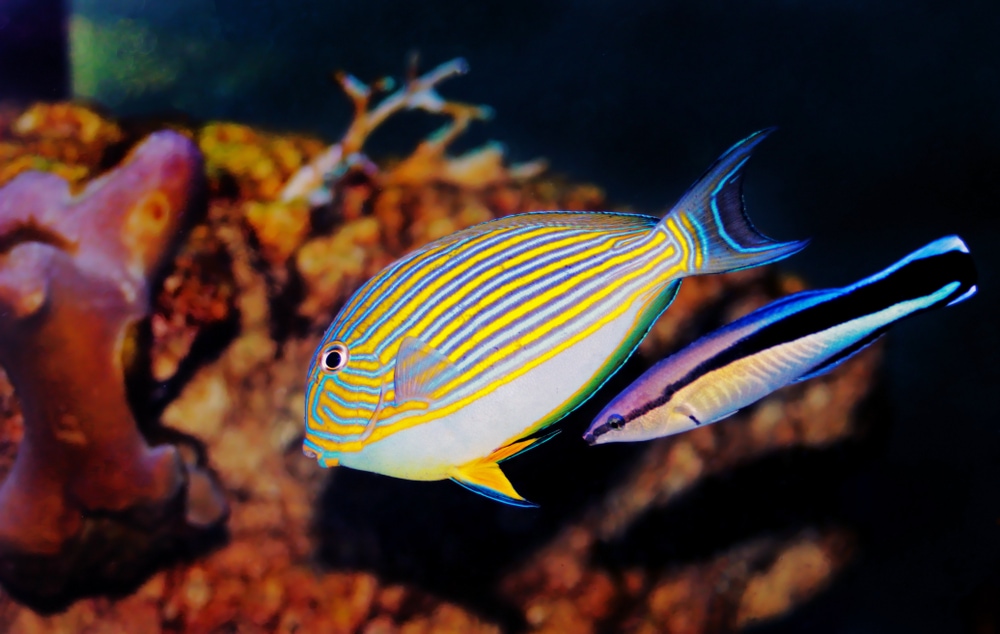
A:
303;129;807;506
584;235;977;445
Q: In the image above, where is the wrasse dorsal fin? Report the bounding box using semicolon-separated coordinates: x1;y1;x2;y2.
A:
393;336;459;404
663;128;808;274
449;432;559;507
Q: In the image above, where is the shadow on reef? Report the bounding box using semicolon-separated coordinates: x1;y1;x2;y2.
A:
314;348;893;630
0;517;229;616
594;444;867;570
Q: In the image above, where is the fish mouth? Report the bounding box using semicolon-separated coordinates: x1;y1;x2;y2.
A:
583;412;626;445
302;441;339;467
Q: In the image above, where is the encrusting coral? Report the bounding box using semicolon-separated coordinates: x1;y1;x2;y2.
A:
0;130;227;604
0;60;885;632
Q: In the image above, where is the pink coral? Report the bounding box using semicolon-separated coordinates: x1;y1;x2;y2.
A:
0;131;227;605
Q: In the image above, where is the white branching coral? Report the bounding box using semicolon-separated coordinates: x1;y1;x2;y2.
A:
279;57;496;205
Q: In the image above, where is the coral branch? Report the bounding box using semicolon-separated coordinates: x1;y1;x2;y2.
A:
0;131;227;604
279;57;493;203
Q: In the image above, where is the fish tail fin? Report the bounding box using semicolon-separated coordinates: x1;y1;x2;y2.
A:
851;234;978;307
449;431;559;507
658;128;808;275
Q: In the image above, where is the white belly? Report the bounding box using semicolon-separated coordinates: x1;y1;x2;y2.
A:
340;303;646;480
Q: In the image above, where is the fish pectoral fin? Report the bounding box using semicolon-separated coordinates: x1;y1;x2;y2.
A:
450;460;536;508
394;336;460;404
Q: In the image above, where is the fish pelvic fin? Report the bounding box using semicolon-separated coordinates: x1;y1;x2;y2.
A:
660;128;808;274
448;431;559;507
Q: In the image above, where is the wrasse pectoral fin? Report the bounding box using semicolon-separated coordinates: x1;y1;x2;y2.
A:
449;431;560;507
394;336;459;404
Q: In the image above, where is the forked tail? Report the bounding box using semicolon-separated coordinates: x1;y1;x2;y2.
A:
659;128;808;274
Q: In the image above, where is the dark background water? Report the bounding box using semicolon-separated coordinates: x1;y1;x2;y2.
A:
4;0;998;631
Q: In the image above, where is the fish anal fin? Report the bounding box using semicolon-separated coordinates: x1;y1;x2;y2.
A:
794;333;884;383
449;431;559;507
450;461;536;508
394;336;459;404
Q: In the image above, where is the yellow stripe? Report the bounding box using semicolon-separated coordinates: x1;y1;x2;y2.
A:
331;253;687;451
677;213;704;269
448;230;672;361
371;227;604;359
341;222;531;335
357;226;565;344
420;231;646;356
310;213;683;450
413;229;644;342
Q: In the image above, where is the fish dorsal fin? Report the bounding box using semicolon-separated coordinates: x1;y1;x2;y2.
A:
394;336;459;404
448;432;560;507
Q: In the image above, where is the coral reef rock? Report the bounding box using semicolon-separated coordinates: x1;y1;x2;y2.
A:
0;124;228;608
0;62;884;632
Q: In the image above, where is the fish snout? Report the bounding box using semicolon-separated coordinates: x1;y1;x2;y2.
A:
301;442;340;468
584;413;627;445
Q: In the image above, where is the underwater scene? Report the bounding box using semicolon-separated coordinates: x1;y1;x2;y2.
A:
0;1;996;632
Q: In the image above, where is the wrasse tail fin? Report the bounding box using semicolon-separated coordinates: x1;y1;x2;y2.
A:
394;336;459;404
449;431;559;507
664;128;808;274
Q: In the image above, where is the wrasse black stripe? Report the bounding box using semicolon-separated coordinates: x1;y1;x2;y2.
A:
621;247;976;424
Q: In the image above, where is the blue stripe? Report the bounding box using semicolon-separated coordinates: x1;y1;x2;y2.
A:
709;157;773;253
346;224;548;345
389;230;637;356
361;226;602;351
440;237;665;359
333;225;527;340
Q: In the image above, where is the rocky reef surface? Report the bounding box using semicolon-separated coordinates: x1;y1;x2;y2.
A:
0;62;885;633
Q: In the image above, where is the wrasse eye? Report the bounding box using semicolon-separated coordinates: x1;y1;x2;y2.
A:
606;414;626;430
321;343;349;372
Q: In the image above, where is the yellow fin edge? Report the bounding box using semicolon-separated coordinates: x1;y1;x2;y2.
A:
448;432;559;507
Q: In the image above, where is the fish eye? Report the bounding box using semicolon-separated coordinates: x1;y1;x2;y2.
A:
321;343;349;372
607;414;626;430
